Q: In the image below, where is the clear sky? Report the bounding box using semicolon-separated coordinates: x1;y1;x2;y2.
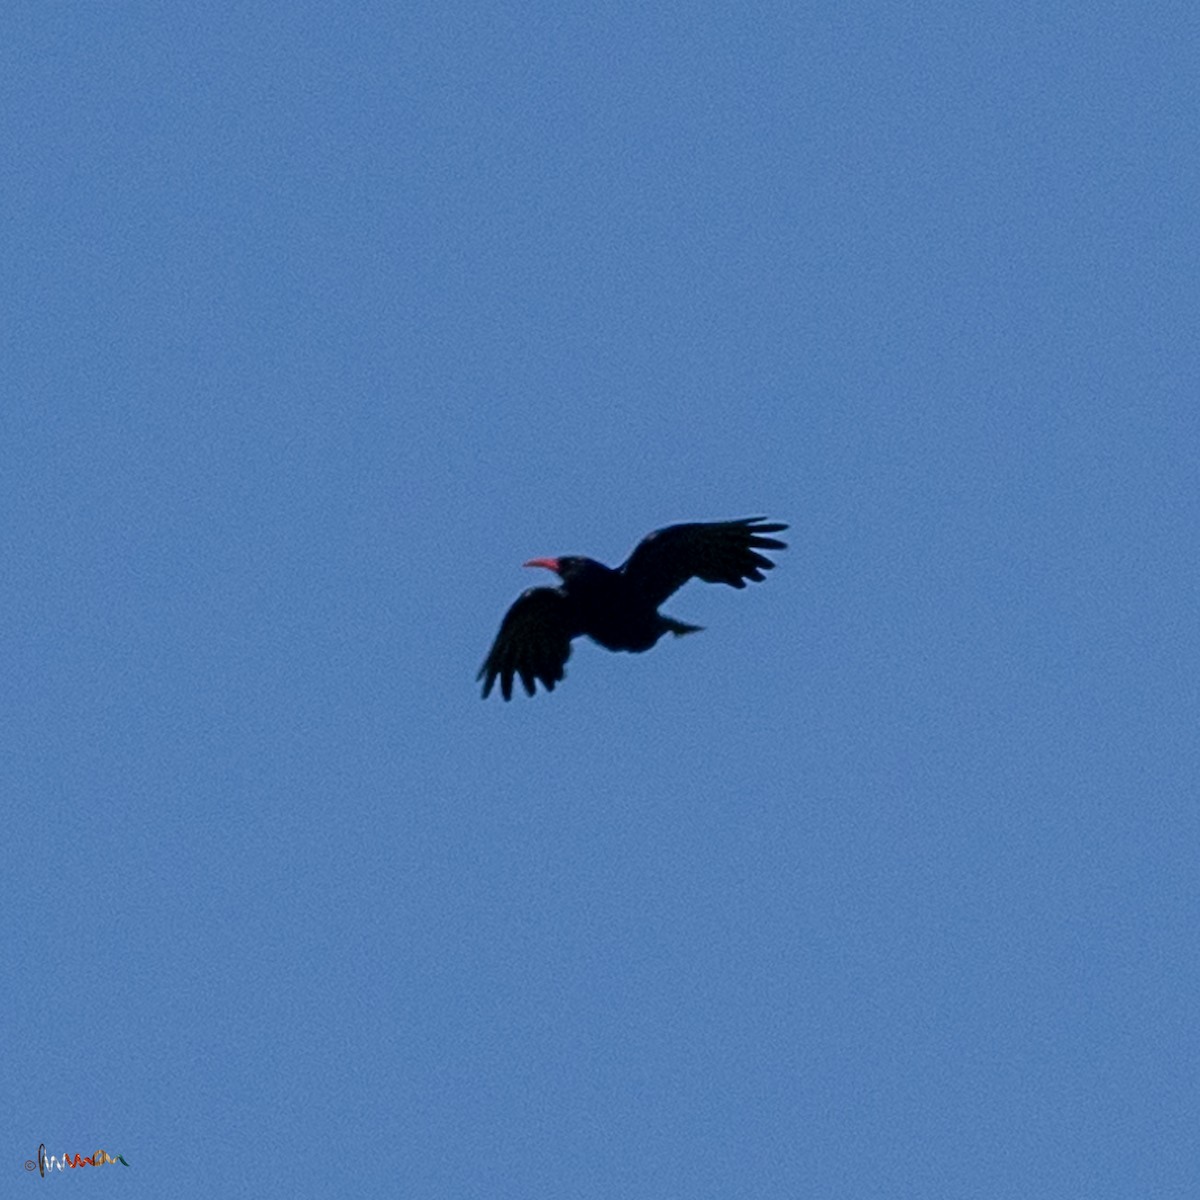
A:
4;3;1198;1197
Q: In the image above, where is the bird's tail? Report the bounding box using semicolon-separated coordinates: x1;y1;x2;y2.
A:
660;616;704;638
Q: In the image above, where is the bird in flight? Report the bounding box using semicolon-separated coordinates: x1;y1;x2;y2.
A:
478;516;788;699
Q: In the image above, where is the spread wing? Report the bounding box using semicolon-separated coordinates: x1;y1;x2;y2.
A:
619;517;788;608
478;587;575;700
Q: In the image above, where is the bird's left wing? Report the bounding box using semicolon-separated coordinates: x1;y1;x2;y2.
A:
619;517;788;608
478;587;575;700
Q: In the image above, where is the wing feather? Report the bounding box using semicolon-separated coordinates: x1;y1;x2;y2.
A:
478;587;575;700
619;517;788;607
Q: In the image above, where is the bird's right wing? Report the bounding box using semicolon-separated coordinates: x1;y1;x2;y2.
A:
619;517;788;608
478;587;575;700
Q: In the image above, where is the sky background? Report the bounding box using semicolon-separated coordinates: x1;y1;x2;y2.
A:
4;2;1198;1197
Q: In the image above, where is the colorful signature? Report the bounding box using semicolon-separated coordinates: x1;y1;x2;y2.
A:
25;1144;130;1176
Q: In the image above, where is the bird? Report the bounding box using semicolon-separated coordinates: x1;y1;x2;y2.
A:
478;516;788;699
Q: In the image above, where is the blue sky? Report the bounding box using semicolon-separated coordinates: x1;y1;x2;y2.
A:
4;2;1198;1196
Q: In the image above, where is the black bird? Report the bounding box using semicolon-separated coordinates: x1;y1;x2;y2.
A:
478;516;788;699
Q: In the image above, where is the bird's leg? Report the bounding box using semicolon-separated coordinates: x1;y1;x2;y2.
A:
659;615;704;638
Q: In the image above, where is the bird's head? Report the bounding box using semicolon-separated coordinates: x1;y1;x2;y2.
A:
523;555;596;584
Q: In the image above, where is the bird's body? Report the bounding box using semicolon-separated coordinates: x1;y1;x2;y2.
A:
530;557;699;653
478;517;787;699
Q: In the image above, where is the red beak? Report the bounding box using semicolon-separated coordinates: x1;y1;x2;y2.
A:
523;557;560;573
